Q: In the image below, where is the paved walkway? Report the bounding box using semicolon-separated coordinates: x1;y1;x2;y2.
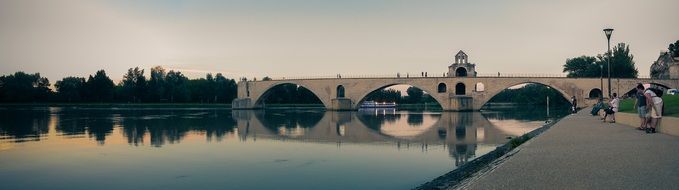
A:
464;110;679;190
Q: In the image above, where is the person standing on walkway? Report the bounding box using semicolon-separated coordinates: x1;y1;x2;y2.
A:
634;84;649;131
603;93;619;123
571;96;577;113
644;88;663;133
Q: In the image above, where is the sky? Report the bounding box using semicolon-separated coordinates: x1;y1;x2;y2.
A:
1;0;678;82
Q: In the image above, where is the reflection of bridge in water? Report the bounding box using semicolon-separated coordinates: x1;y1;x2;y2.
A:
232;110;536;166
0;108;556;166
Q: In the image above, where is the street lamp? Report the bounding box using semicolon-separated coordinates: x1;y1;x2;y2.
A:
603;28;614;98
600;64;603;99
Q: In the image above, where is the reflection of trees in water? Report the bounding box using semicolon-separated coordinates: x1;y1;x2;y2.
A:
357;112;402;131
406;113;424;126
50;109;236;146
255;110;324;130
86;117;114;145
53;110;115;144
119;110;237;147
0;109;50;142
56;114;87;136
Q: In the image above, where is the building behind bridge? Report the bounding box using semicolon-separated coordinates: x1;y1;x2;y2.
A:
651;51;679;79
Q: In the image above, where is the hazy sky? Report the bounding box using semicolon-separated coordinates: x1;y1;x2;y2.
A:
1;0;678;82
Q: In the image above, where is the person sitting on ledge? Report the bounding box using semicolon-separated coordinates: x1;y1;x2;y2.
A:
591;98;604;116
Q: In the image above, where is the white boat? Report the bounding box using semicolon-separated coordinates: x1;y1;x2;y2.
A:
360;101;397;108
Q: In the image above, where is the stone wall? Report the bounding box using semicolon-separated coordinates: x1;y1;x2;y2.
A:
615;112;679;137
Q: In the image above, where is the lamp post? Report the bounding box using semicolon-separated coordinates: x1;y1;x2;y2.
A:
600;64;603;99
603;28;614;98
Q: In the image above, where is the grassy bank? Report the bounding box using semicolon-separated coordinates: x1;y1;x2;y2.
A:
618;95;679;117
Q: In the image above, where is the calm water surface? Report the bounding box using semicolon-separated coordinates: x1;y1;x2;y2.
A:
0;106;568;190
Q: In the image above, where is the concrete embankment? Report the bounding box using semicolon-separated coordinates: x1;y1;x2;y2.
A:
460;110;679;189
415;115;561;190
614;112;679;136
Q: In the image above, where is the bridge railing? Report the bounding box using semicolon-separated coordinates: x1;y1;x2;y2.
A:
476;73;567;78
246;73;654;81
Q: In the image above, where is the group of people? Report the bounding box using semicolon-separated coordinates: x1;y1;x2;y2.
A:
635;84;664;134
588;83;664;134
589;93;620;122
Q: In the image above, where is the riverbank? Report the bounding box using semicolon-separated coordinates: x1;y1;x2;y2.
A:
459;109;679;189
415;115;562;189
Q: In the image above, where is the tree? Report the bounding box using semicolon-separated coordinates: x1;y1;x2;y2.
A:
165;70;189;102
215;73;237;103
262;76;272;81
563;43;638;78
406;87;423;103
365;89;401;103
121;67;147;102
0;72;51;102
85;70;115;102
596;43;638;78
563;56;599;78
148;66;167;102
188;73;219;103
55;77;86;102
488;83;571;106
669;40;679;57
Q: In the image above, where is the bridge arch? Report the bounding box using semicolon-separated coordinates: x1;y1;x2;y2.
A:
619;81;675;98
355;83;446;109
588;88;603;99
253;82;330;108
478;81;573;108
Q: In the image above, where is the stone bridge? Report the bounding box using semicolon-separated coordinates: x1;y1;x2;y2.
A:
232;76;678;111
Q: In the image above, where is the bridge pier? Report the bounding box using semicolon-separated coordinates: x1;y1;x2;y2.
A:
331;98;353;111
232;98;255;109
448;96;474;111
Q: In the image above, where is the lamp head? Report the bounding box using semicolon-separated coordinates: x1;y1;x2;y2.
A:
603;28;614;40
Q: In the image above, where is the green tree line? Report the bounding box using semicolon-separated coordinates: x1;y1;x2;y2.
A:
260;85;437;105
0;66;237;103
487;83;571;106
259;84;323;104
563;43;638;78
364;87;437;104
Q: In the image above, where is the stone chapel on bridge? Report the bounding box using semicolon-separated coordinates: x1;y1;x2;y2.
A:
447;50;477;77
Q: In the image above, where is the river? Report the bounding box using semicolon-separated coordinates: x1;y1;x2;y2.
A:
0;106;568;190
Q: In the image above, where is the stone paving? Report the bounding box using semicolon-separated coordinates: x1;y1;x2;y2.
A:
464;110;679;190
